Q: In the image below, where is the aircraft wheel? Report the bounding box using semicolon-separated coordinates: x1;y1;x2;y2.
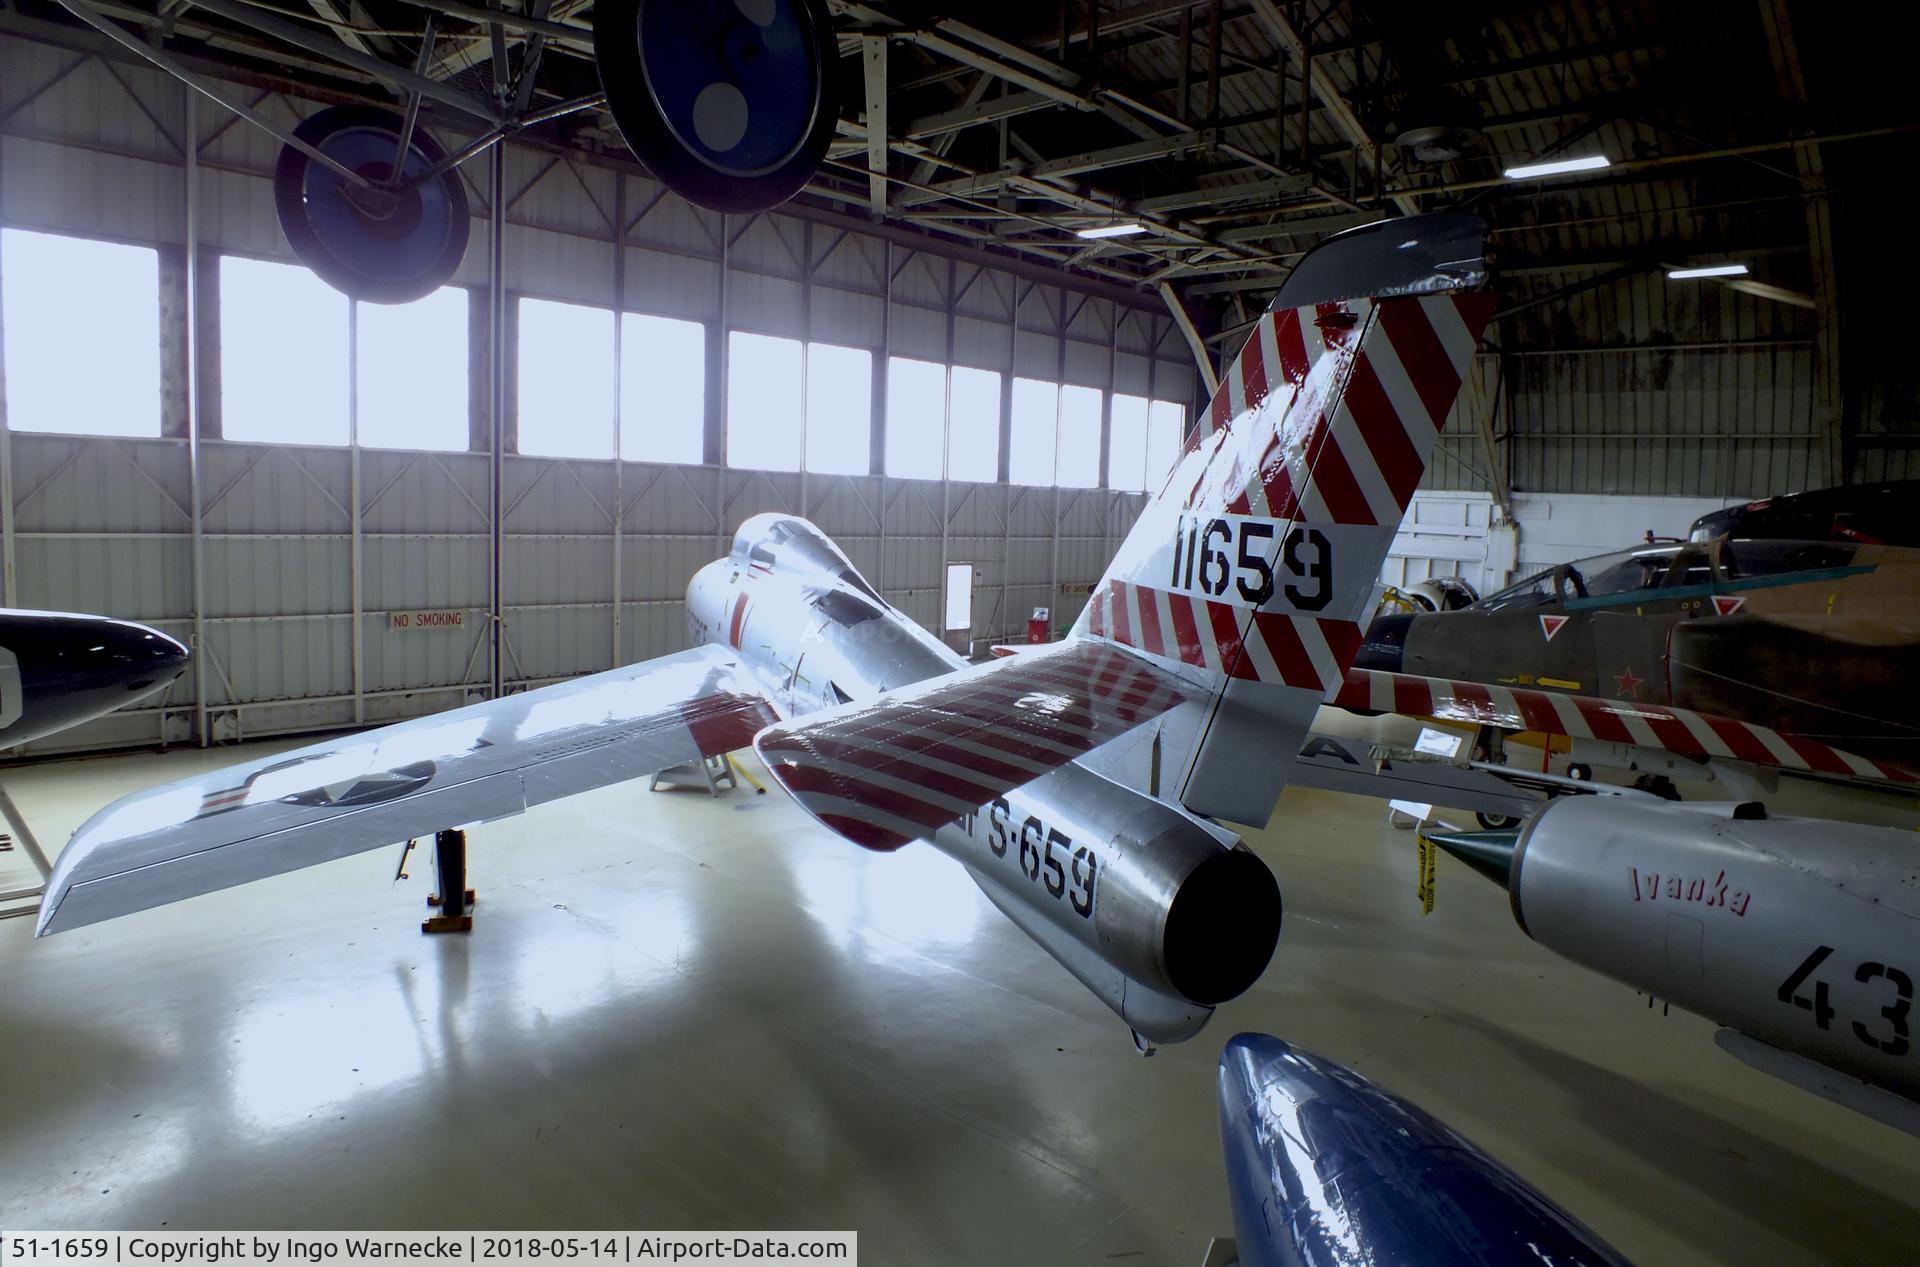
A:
1566;762;1593;781
594;0;839;214
273;105;470;304
1476;811;1521;831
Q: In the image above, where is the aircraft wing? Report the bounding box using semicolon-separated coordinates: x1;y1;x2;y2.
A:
755;640;1192;850
1337;667;1920;786
37;645;778;935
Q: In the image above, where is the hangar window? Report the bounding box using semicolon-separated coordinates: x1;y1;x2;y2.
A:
1009;377;1059;486
1108;394;1149;491
1056;385;1103;488
805;341;872;475
621;312;704;465
944;562;974;631
221;255;348;445
1147;399;1185;483
947;366;1001;483
357;286;469;452
518;297;615;459
727;331;803;471
885;356;946;479
1;229;162;438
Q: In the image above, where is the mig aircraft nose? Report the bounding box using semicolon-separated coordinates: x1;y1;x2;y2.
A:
81;618;191;697
0;612;191;749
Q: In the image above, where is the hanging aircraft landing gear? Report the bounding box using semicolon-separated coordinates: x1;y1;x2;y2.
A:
593;0;839;214
1475;811;1522;831
422;827;476;934
273;104;471;303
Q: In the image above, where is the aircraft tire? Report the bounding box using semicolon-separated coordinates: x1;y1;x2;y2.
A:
594;0;840;214
272;105;470;304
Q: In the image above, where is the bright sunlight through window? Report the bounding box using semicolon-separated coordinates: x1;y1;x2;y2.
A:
1057;384;1103;488
1147;399;1185;486
728;331;802;471
358;287;468;452
946;366;1001;483
518;298;614;459
222;255;347;445
2;229;161;438
886;356;946;480
621;313;705;465
1108;393;1149;492
1008;377;1058;486
805;341;872;475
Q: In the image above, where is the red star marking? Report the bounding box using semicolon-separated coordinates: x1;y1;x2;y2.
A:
1615;666;1644;698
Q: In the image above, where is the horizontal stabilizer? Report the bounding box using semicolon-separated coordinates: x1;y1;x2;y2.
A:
755;640;1191;850
1338;667;1918;786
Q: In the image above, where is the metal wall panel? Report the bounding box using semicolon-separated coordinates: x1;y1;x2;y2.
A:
1423;261;1833;501
887;301;946;362
1;32;1177;755
809;286;883;348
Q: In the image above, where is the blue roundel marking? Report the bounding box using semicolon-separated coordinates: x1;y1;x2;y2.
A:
301;126;458;279
638;1;818;175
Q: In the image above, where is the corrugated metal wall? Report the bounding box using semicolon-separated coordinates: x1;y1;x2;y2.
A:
1421;267;1829;501
0;34;1191;755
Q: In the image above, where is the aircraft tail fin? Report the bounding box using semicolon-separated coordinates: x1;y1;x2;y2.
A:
1078;214;1495;824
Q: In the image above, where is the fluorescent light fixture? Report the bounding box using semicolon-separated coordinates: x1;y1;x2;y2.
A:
1502;154;1610;179
1666;263;1750;280
1076;222;1148;239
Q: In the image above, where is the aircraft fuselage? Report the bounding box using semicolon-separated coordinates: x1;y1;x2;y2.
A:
1358;536;1920;768
0;610;191;751
686;514;1278;1045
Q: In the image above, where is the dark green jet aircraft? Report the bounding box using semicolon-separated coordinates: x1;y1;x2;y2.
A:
1345;485;1920;790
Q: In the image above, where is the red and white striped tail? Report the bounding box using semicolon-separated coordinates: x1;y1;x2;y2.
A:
1079;290;1494;823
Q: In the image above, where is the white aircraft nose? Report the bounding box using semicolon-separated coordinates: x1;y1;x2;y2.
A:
685;558;733;649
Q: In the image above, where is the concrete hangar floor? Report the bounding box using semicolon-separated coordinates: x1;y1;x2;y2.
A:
2;741;1918;1263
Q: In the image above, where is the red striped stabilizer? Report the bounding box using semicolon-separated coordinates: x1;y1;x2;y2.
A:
755;640;1191;850
1336;667;1920;786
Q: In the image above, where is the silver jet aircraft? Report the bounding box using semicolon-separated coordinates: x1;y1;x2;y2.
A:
35;215;1493;1048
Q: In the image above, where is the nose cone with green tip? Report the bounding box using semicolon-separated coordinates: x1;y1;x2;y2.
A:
1420;825;1520;889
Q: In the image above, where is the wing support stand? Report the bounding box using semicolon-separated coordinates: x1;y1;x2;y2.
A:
0;780;53;921
422;827;476;933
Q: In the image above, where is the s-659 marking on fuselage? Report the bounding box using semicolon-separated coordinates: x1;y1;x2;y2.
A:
958;797;1098;918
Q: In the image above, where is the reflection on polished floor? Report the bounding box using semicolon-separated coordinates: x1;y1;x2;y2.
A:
2;740;1918;1263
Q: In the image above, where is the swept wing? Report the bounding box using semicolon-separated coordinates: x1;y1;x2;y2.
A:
38;644;776;934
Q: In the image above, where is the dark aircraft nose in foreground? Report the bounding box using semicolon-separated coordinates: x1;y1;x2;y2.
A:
0;611;191;749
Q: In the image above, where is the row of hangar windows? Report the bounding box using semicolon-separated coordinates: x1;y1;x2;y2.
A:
1;228;1190;492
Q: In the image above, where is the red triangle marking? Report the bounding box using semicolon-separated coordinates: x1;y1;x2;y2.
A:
1540;614;1569;641
1712;595;1746;616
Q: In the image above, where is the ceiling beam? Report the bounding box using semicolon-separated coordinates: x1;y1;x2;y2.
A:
1245;0;1417;216
862;35;887;219
1158;281;1221;395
